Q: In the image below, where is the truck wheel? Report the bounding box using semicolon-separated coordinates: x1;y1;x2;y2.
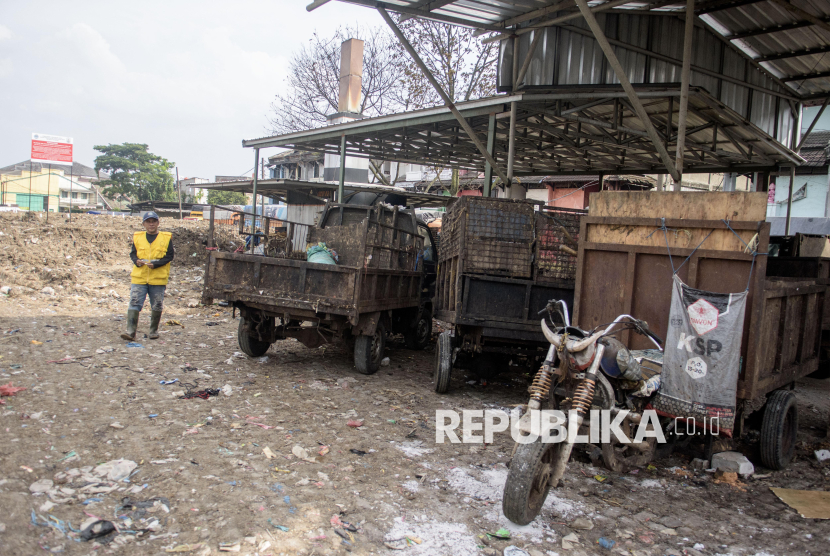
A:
434;331;453;393
404;309;433;350
354;322;385;375
502;440;562;525
238;318;271;357
760;389;798;470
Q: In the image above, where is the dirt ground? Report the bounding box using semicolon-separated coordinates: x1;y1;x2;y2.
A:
0;212;829;556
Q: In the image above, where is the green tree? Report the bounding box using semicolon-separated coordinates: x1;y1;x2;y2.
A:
207;190;248;206
93;143;176;202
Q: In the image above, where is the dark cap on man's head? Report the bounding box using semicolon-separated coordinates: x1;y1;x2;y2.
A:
142;211;160;222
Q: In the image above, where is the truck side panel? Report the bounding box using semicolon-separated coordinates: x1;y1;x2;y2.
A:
357;269;423;313
206;252;358;315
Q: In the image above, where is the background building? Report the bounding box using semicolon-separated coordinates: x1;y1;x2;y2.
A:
0;161;109;211
175;177;211;204
767;131;830;218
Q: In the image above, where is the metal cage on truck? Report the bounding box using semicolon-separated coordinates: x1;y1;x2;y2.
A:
201;202;436;374
433;197;585;392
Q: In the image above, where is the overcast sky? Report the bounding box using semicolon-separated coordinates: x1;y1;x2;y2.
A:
0;0;383;180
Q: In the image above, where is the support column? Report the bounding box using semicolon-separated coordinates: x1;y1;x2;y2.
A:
825;173;830;218
673;0;695;191
573;0;680;182
656;174;664;192
338;134;346;203
251;149;259;211
792;102;803;151
512;35;519;88
483;113;496;197
379;7;510;186
786;165;795;236
250;147;259;254
758;171;770;193
507;101;523;198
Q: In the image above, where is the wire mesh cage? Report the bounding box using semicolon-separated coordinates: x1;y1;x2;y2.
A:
439;197;535;278
534;207;585;287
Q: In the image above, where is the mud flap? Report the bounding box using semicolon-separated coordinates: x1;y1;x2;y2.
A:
352;312;381;337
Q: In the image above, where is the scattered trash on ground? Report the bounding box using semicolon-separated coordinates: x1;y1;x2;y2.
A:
180;388;220;400
80;519;116;541
771;487;830;519
0;382;26;396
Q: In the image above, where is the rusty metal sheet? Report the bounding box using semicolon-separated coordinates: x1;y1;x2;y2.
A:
575;216;825;403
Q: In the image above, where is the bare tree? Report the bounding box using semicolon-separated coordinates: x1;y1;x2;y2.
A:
268;26;403;134
268;20;498;192
392;16;499;192
393;16;498;109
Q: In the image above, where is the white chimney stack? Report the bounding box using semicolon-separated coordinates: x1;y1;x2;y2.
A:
324;38;369;183
338;38;363;114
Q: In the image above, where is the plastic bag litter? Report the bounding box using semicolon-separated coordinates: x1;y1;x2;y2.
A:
80;519;116;541
306;242;337;265
0;382;26;396
94;459;137;482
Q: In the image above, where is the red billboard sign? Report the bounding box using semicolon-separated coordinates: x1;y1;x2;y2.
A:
31;133;73;165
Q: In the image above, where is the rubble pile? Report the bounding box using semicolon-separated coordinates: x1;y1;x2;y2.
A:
0;212;237;291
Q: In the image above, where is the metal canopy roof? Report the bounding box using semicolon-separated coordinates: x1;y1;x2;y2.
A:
329;0;830;100
197;178;454;208
245;87;802;175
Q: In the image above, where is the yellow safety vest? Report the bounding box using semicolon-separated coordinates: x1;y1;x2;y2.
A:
130;231;172;285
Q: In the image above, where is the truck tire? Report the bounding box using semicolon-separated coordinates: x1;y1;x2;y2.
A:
238;318;271;357
434;331;453;393
760;389;798;470
502;440;561;525
354;322;385;375
404;308;433;350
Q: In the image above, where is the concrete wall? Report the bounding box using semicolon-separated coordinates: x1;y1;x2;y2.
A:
547;184;601;209
526;188;548;204
767;173;829;218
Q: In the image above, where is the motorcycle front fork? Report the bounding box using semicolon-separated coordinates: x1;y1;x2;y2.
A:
516;345;607;483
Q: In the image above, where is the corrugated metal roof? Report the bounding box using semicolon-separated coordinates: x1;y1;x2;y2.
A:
702;0;830;97
251;87;803;175
331;0;830;98
196;178;454;207
498;15;799;145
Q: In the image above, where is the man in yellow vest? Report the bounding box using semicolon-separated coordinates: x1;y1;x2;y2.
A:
121;212;175;341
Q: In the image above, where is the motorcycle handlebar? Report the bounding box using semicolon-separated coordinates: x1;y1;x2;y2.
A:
636;320;663;346
539;299;571;327
598;315;663;351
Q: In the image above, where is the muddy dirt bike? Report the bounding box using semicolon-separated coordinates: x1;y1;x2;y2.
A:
502;300;667;525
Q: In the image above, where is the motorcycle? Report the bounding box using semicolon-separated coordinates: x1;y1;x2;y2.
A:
502;300;666;525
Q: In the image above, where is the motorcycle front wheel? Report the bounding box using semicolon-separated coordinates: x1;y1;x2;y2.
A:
502;440;563;525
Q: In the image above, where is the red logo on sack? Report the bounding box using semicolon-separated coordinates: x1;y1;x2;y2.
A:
687;299;718;335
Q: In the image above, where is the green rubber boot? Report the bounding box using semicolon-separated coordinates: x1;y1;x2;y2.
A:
121;309;140;341
149;310;162;340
